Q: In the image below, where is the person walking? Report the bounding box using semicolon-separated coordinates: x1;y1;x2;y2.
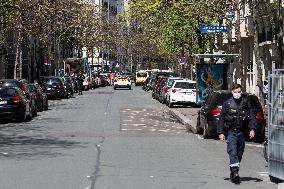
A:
77;71;85;95
217;84;257;184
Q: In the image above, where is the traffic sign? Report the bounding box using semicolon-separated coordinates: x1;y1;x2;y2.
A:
200;26;228;33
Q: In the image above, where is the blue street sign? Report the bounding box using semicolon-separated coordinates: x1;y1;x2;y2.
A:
200;26;228;33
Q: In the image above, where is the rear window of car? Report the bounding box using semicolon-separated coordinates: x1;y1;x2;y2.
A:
44;78;62;84
174;82;196;89
0;88;18;98
207;92;232;107
0;80;19;87
168;79;182;87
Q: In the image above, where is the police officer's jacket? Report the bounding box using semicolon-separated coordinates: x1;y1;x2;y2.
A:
217;94;257;134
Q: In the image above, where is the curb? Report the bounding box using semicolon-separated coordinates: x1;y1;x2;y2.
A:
169;109;197;134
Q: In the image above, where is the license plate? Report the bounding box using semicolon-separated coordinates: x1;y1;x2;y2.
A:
0;101;7;105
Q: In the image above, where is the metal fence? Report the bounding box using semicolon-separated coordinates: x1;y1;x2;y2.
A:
268;69;284;180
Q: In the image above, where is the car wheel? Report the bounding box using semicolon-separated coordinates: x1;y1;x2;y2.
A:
17;109;27;122
27;106;33;120
114;87;116;90
203;122;211;139
32;107;37;117
169;101;173;108
255;130;265;143
38;101;43;112
196;113;203;134
129;87;131;90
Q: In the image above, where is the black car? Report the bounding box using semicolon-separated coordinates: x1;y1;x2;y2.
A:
0;79;37;117
41;77;68;99
0;87;32;122
196;91;265;142
29;83;48;112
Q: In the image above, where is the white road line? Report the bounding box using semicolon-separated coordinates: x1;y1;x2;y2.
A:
246;143;264;148
121;129;143;131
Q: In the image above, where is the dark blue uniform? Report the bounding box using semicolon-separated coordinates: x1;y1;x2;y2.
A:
218;94;257;179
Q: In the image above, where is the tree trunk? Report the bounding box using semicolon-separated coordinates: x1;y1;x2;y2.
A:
235;0;246;89
251;0;265;108
0;46;5;79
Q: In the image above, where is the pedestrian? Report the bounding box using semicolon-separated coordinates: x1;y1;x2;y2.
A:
77;71;85;95
217;83;257;184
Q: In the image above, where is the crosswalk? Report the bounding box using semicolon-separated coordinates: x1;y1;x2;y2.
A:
120;108;186;134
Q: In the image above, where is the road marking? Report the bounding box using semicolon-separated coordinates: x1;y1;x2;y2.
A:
122;123;146;126
246;143;264;148
121;129;143;131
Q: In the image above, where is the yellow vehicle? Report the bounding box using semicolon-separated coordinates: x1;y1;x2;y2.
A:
135;71;149;86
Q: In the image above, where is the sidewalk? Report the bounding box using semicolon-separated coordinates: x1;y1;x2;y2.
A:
169;107;199;133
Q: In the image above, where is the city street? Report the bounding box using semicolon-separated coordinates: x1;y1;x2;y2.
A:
0;86;276;189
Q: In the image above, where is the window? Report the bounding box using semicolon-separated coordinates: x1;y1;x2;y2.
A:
174;82;196;89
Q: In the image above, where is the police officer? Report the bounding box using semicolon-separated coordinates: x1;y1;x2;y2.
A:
218;84;257;184
77;71;85;95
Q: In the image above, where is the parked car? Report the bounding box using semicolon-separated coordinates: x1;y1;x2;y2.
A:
152;77;168;100
246;94;266;143
0;87;32;122
29;83;48;112
92;74;102;89
160;77;183;104
41;77;68;99
0;79;37;117
150;72;179;89
98;75;109;87
196;91;266;141
166;80;197;108
196;91;232;139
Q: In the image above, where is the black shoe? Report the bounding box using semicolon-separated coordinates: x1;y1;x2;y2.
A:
231;172;240;184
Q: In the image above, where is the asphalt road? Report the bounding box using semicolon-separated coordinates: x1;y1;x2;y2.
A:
0;86;277;189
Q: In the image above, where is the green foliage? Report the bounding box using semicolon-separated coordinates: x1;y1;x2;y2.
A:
125;0;226;58
0;0;20;45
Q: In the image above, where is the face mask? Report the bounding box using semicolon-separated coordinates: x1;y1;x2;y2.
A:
232;92;242;99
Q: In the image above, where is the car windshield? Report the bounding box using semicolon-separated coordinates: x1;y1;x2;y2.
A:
174;82;196;89
118;76;128;80
0;88;18;98
137;73;147;77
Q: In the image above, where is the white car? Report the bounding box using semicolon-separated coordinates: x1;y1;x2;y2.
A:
166;80;196;108
160;77;184;103
114;75;132;90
